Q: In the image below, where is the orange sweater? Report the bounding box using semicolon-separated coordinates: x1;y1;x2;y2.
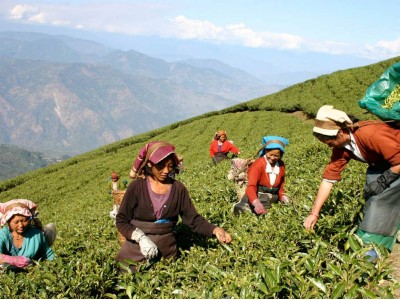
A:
323;121;400;181
245;156;286;203
209;140;239;157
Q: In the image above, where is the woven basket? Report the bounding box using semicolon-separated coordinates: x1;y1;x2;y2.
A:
112;190;127;245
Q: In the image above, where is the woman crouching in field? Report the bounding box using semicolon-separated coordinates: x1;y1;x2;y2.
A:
233;136;290;215
0;199;56;270
116;141;232;272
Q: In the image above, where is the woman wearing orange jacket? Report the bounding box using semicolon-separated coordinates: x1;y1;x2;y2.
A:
233;136;290;215
209;130;240;164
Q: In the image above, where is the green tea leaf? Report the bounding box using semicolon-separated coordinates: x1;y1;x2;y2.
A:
307;276;327;293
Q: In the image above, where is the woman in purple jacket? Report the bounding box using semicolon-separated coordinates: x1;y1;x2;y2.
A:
116;141;232;272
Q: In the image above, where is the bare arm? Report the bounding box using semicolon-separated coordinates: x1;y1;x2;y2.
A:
303;180;334;230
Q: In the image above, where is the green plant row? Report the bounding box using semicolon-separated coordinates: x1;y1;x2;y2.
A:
0;57;399;298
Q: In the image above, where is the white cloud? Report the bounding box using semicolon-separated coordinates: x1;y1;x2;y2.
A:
169;16;303;49
4;3;400;60
170;15;223;39
8;4;40;20
363;38;400;59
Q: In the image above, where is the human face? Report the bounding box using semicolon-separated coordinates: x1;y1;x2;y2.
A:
219;135;226;142
150;157;174;182
316;130;349;148
9;215;29;235
265;149;281;165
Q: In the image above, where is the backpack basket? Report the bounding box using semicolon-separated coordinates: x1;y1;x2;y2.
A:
358;62;400;121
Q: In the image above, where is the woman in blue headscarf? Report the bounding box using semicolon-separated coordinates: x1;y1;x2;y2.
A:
233;136;290;215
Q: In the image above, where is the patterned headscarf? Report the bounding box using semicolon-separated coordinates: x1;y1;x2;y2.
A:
132;141;178;176
0;199;37;226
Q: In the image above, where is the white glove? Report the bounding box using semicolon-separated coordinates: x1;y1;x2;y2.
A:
109;205;119;218
131;228;158;259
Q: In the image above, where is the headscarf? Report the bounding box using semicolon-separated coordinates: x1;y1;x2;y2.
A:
313;105;353;136
214;130;227;140
0;199;37;226
135;141;178;175
259;136;289;157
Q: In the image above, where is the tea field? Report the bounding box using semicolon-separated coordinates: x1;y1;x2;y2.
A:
0;58;399;298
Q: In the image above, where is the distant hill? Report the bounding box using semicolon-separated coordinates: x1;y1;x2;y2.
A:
0;31;284;156
0;144;61;180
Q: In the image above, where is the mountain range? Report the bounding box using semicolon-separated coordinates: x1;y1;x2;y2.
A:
0;31;284;156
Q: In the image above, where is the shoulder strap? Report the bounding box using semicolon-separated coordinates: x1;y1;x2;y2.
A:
347;119;398;130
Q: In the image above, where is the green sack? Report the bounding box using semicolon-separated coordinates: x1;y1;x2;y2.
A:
358;62;400;121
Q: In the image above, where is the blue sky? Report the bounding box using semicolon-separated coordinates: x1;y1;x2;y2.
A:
1;0;400;60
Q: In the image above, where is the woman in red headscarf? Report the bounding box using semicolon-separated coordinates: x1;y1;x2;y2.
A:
209;130;240;164
116;141;232;272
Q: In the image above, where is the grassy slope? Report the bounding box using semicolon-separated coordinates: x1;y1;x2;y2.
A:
0;57;399;298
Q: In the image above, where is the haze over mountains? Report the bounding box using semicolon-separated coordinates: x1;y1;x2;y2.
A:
0;31;285;157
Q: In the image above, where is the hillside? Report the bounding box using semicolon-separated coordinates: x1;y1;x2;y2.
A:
0;144;61;181
0;57;399;298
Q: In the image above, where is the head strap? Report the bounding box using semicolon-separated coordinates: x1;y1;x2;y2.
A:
264;140;285;148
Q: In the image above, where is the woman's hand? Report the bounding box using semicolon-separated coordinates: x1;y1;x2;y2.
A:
0;254;30;268
303;214;319;230
280;195;290;205
213;227;232;244
252;199;267;214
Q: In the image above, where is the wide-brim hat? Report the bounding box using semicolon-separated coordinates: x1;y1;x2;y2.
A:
313;105;353;136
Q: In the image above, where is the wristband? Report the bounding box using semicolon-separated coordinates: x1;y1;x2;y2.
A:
310;213;319;218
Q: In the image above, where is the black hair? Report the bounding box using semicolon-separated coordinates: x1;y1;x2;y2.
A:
259;147;284;158
313;131;338;140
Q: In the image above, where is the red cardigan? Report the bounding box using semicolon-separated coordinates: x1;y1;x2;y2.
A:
209;140;239;157
245;156;286;204
323;121;400;181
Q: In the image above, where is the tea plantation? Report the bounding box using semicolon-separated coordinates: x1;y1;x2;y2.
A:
0;57;399;298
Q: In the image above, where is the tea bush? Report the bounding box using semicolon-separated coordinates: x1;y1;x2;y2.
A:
0;58;399;298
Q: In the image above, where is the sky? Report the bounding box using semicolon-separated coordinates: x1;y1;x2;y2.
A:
1;0;400;61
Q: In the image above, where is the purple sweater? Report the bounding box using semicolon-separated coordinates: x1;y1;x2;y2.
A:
116;178;216;240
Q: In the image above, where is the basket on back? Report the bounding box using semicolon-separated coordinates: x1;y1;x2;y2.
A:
112;190;126;245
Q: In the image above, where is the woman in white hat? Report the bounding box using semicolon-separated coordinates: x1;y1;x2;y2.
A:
116;141;232;272
304;105;400;260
